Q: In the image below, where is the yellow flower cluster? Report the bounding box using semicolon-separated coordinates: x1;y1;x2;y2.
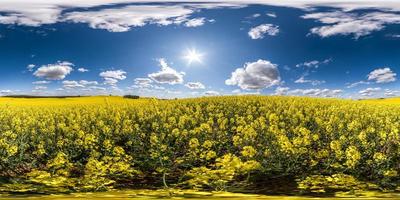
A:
0;96;398;192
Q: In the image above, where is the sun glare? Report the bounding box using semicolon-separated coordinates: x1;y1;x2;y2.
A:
184;49;203;65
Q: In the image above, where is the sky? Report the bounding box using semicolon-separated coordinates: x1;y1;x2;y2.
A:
0;0;400;99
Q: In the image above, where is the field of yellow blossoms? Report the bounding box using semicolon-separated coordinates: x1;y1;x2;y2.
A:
0;96;399;195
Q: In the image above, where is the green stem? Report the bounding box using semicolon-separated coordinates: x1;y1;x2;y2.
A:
163;171;168;188
159;157;168;188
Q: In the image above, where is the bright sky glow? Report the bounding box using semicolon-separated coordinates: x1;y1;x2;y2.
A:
184;49;203;65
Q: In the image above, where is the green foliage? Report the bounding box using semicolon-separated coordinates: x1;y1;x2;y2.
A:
297;174;380;194
185;154;261;190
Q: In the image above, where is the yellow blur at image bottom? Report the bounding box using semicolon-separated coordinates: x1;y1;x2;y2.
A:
0;96;399;199
0;189;399;200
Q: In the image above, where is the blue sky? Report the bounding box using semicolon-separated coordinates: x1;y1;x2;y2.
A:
1;1;400;99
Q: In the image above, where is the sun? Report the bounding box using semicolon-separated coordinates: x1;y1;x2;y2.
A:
184;49;203;65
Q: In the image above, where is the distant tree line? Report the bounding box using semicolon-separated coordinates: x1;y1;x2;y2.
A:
123;95;140;99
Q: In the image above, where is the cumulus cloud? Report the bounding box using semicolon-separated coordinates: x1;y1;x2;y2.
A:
185;82;205;89
359;87;381;96
65;5;213;32
100;70;127;80
100;70;127;86
248;24;279;39
0;1;141;27
226;59;280;90
0;1;242;31
303;11;400;38
367;67;396;83
2;1;400;31
346;68;395;91
33;61;74;80
148;58;184;84
78;67;89;72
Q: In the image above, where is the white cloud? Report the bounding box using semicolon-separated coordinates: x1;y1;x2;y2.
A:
32;80;50;84
148;58;184;84
2;1;400;29
266;12;276;18
185;82;205;89
230;89;260;95
100;69;127;86
274;87;289;95
134;78;153;85
226;59;280;90
388;34;400;38
79;80;98;85
346;80;370;88
303;11;400;38
359;87;381;96
0;1;141;27
288;88;343;97
248;23;279;39
65;5;203;32
384;89;399;97
78;67;89;72
33;61;74;80
103;77;119;86
62;80;84;89
346;68;396;91
27;64;36;71
232;89;241;93
88;86;107;91
295;59;331;68
184;17;207;27
166;90;182;95
0;90;13;95
100;70;127;80
132;77;154;88
367;67;396;83
204;90;220;96
0;1;242;31
295;76;325;86
297;60;319;68
34;86;47;90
